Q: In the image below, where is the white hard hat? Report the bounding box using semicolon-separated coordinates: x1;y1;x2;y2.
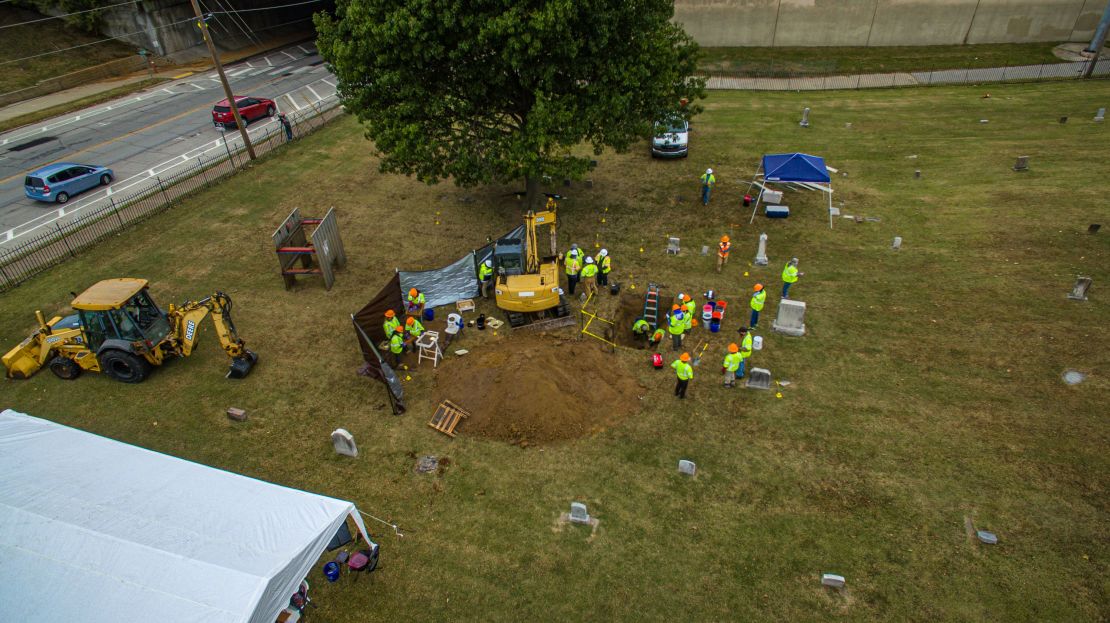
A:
791;257;799;264
706;168;713;174
484;259;492;267
599;249;608;256
585;256;594;264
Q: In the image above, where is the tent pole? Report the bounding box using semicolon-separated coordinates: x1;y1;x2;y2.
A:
828;185;833;229
749;187;764;224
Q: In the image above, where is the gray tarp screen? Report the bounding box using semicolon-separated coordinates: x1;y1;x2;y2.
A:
398;224;526;310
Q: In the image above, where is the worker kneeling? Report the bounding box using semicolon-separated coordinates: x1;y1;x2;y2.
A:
632;317;650;343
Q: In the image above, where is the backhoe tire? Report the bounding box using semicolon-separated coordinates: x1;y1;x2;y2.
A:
99;350;151;384
48;356;81;380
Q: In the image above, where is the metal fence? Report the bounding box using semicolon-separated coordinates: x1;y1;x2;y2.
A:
701;57;1110;91
0;97;344;293
0;56;165;108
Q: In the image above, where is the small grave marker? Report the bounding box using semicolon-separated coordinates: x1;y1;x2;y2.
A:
700;245;709;256
800;107;810;128
1088;224;1100;234
754;232;769;266
976;530;998;545
892;236;903;250
331;429;358;457
226;407;247;422
667;237;681;255
914;169;921;179
1062;369;1086;385
821;574;846;589
747;368;772;390
1096;107;1105;122
1013;155;1029;171
1067;276;1092;301
1059;116;1068;124
569;502;591;524
678;460;696;476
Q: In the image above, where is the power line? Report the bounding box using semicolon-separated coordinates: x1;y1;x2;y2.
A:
0;0;138;30
208;0;324;14
0;15;195;66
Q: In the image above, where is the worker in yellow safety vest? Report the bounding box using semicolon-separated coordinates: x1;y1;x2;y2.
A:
667;305;685;351
632;318;650;342
406;288;426;315
749;284;766;329
596;249;612;287
717;235;731;273
389;325;405;367
383;309;401;338
648;327;666;350
682;293;696;331
700;168;716;206
672;352;693;398
564;243;583;296
782;257;804;299
478;259;494;299
737;326;753;379
722;343;742;388
581;256;599;297
405;316;425;342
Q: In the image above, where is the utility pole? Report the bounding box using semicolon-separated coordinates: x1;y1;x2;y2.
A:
189;0;256;160
1082;2;1110;79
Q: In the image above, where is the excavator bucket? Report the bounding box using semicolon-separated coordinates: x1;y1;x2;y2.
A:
226;349;258;379
2;334;46;380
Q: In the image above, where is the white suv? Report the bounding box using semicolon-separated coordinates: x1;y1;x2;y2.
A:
651;119;689;158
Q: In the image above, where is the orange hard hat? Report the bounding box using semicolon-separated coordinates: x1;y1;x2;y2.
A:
753;284;764;292
384;309;395;318
721;235;730;243
691;318;698;327
405;316;415;325
728;343;739;353
409;288;418;296
679;352;691;362
394;325;404;333
682;294;691;302
672;304;681;311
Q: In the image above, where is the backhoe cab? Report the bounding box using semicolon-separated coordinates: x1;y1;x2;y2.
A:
3;278;257;384
494;196;570;328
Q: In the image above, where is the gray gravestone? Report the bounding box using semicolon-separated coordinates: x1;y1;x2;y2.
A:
822;574;846;589
667;237;681;255
772;299;807;337
1067;276;1092;300
700;245;709;256
845;122;852;129
678;460;696;476
331;429;358;457
800;107;810;128
1059;116;1068;124
914;169;921;179
569;502;591;524
976;530;998;545
1096;108;1105;122
1013;156;1029;171
754;232;769;266
747;368;772;390
892;236;903;250
1089;224;1101;234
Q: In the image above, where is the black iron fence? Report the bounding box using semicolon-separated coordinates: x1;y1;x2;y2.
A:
700;57;1110;90
0;98;344;293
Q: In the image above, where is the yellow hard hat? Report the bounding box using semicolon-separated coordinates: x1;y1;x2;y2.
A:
728;343;739;353
679;353;690;362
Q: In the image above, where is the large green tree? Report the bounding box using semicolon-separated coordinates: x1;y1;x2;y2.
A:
315;0;704;208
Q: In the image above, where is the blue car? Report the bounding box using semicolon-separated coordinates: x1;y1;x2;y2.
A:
24;163;113;204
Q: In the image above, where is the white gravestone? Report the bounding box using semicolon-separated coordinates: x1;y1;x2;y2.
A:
569;502;591;525
1067;276;1091;301
772;299;807;337
678;460;696;476
667;237;681;255
892;236;903;250
1096;107;1105;122
747;368;772;390
800;107;810;128
822;574;846;589
754;232;769;266
331;429;358;457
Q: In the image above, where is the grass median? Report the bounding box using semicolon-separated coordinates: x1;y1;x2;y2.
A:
1;81;1107;621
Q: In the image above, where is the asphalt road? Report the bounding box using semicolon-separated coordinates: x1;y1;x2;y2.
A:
0;42;338;246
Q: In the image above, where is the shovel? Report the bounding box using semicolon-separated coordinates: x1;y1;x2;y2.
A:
691;342;709;366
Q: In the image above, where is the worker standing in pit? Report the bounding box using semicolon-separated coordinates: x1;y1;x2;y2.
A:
717;235;731;273
673;352;694;399
389;325;405;367
700;168;716;206
668;305;685;350
749;284;766;329
406;288;426;316
383;309;401;338
632;317;650;343
596;249;612;287
722;343;742;388
581;256;599;298
478;259;494;299
782;257;803;299
565;244;583;296
736;326;753;379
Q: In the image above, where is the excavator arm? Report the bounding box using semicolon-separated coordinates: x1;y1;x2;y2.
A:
168;291;257;379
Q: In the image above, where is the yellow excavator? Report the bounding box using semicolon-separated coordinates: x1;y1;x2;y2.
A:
3;278;257;384
493;196;571;328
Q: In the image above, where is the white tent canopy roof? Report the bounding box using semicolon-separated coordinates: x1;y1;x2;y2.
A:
0;409;369;623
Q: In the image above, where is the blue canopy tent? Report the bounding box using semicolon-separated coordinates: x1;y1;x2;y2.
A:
747;153;836;228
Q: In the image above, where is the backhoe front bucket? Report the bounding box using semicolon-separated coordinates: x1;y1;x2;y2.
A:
226;350;258;379
3;335;46;380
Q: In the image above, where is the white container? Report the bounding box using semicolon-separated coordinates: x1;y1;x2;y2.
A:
753;335;763;350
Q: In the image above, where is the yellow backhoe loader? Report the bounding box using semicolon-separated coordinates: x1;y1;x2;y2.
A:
3;278;257;383
493;197;571;328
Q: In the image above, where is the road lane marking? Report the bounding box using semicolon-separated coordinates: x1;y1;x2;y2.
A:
172;72;194;79
282;93;302;110
305;84;322;101
281;50;296;60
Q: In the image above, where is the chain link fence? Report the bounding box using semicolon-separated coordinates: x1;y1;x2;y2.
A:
0;97;343;293
701;57;1110;90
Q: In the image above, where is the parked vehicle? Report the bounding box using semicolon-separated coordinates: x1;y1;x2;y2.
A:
651;118;689;158
24;163;113;204
212;96;276;128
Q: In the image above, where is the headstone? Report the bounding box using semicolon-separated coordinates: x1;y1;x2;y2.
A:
800;107;810;128
1013;155;1029;171
914;169;921;179
226;407;247;421
678;460;696;476
752;335;763;350
892;236;903;250
976;530;998;545
772;299;806;337
700;245;709;256
746;368;771;390
1062;369;1086;385
331;428;358;457
569;502;591;524
1067;276;1091;300
1096;108;1105;122
1059;116;1068;124
414;455;439;473
586;179;594;188
844;122;852;129
1088;224;1100;234
667;237;681;255
754;232;769;266
821;574;846;589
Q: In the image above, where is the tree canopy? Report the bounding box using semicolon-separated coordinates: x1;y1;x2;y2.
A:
315;0;704;207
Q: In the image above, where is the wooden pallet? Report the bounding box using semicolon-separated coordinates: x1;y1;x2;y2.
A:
428;400;471;437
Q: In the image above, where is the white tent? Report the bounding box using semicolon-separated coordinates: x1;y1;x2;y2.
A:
0;409;374;623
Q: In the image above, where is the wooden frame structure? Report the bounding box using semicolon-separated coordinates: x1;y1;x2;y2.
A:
428;400;470;437
273;207;347;290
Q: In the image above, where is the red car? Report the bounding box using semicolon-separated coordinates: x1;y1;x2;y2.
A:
211;96;276;128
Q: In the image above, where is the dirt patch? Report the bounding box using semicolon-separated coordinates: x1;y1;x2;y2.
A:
432;335;646;446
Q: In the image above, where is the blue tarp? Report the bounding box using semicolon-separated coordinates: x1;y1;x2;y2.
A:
762;153;831;183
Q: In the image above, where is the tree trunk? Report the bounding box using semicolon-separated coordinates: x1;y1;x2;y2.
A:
524;174;540;212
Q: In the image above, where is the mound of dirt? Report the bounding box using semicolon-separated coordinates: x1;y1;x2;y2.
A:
432;335;645;446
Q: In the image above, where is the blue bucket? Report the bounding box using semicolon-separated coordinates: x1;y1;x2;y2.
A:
324;561;341;582
710;319;721;333
423;308;435;322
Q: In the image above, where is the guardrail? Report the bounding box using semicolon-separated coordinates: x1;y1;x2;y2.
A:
0;96;343;293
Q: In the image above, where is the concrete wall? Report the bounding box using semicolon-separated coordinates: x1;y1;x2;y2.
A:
673;0;1109;46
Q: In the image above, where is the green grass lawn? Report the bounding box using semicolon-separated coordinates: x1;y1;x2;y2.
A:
1;81;1107;621
699;42;1064;75
0;5;136;92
